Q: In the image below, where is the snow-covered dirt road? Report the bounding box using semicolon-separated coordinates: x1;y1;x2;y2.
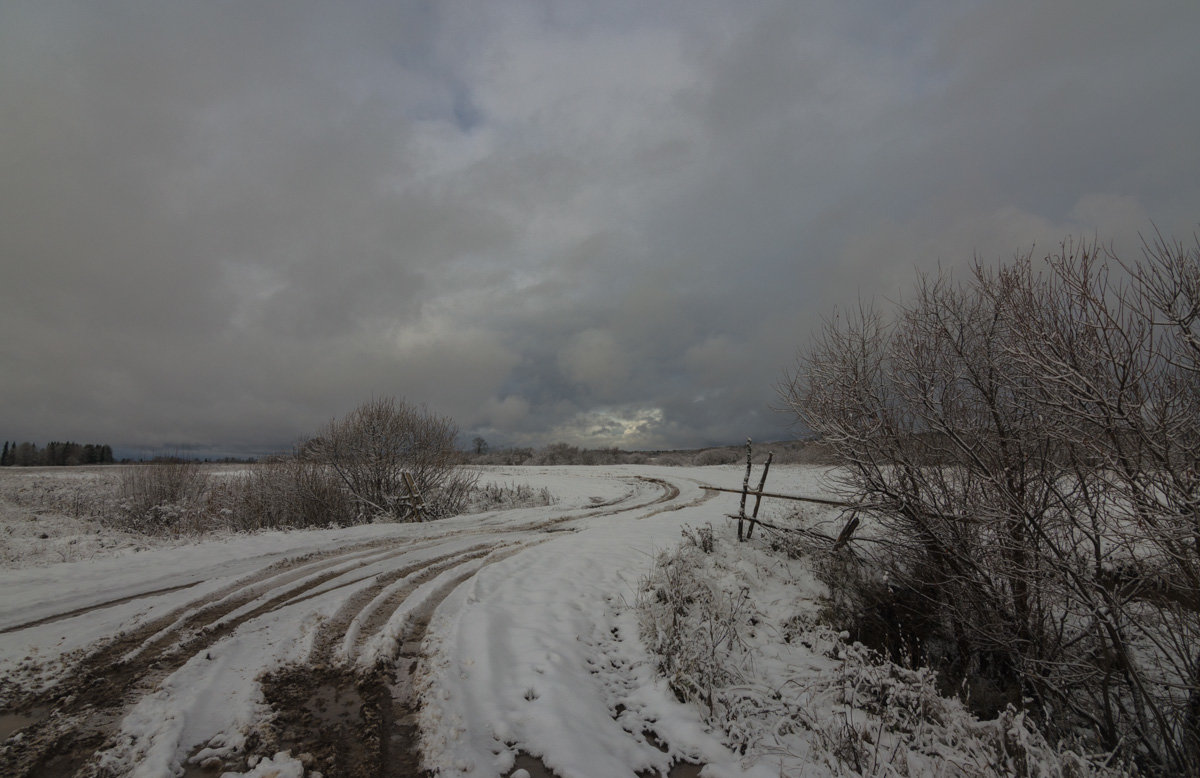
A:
1;466;826;778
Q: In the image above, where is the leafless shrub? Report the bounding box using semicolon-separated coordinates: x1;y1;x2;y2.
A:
115;460;210;533
431;467;479;517
693;448;740;466
225;457;358;530
638;538;755;717
464;447;536;465
781;233;1200;773
463;481;555;513
640;532;1124;775
681;522;716;553
105;399;475;534
527;442;583;465
308;397;477;520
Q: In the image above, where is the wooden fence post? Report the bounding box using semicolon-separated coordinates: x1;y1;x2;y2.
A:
402;471;427;522
745;451;773;539
738;438;752;541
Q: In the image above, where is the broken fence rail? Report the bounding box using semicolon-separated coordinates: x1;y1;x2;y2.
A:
700;485;854;508
718;511;861;549
706;438;862;547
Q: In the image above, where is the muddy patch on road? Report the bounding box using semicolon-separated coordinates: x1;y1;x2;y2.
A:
508;751;704;778
256;664;423;778
250;546;520;777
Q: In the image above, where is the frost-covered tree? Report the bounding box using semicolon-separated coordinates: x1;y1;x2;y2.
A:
782;235;1200;773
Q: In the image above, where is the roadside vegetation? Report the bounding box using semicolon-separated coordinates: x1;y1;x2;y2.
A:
772;233;1200;774
639;524;1122;776
0;398;555;548
109;398;476;534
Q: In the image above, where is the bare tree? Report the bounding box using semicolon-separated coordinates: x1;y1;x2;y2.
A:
1004;238;1200;770
782;235;1200;773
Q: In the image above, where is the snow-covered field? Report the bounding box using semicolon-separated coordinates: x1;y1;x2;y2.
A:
1;463;1083;777
0;465;259;570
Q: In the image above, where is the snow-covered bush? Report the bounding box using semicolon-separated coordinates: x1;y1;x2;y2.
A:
307;397;477;520
638;528;755;717
224;457;358;530
112;458;361;534
638;529;1130;776
463;481;555;513
115;460;210;533
694;448;741;466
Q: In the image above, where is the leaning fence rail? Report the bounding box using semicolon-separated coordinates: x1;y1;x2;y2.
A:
705;438;860;548
701;485;853;508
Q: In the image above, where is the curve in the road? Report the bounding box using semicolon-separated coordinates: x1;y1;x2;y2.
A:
0;472;695;778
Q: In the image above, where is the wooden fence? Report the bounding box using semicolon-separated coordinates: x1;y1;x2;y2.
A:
706;439;860;548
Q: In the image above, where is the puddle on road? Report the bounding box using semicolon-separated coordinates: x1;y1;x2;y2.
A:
309;680;367;729
511;752;704;778
0;708;48;741
258;667;378;776
256;664;424;778
179;761;223;777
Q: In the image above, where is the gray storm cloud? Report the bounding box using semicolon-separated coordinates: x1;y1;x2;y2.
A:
2;0;1198;456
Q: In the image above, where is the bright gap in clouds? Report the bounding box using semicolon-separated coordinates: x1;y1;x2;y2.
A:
548;407;668;450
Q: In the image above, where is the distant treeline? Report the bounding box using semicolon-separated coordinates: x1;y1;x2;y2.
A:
138;455;259;464
460;439;831;467
0;440;115;466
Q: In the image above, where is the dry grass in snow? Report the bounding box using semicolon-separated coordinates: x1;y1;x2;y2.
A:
638;523;1130;777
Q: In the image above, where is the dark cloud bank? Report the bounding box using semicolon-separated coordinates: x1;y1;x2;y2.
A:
2;0;1198;457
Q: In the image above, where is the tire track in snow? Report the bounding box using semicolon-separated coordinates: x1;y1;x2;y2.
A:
0;582;200;636
1;472;697;777
247;476;693;778
256;540;543;778
502;474;677;533
0;537;424;777
1;538;402;638
637;477;718;519
310;542;498;666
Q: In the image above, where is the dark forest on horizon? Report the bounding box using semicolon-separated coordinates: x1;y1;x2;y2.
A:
1;440;114;466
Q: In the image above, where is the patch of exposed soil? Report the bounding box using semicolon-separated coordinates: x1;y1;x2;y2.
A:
508;752;704;778
255;544;524;778
0;709;44;741
258;665;409;778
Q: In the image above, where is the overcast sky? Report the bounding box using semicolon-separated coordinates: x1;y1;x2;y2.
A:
2;1;1198;457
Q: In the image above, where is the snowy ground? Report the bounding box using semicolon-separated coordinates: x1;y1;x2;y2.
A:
0;465;262;569
0;463;879;777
